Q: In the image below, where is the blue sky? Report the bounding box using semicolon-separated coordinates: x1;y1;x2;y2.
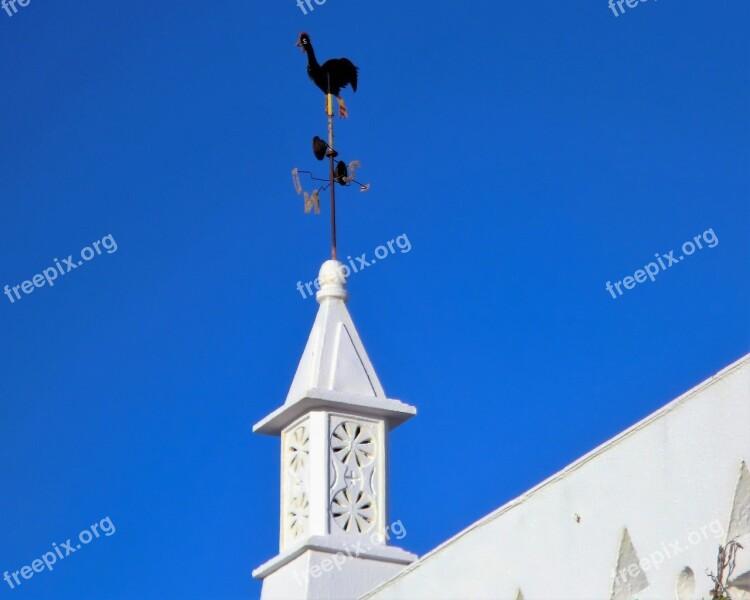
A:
0;0;748;598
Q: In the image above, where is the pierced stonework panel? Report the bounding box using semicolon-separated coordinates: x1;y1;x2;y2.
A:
331;489;375;533
328;414;381;537
288;491;309;539
331;421;375;468
288;425;310;471
282;419;310;548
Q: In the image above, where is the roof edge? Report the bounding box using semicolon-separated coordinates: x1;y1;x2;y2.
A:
360;351;750;598
254;388;417;435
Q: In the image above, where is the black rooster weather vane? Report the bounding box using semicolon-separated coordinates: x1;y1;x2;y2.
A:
292;32;369;261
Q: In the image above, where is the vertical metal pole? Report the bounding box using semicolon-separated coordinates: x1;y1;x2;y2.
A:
327;76;337;261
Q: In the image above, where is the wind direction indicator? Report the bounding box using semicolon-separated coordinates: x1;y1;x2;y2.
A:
292;32;369;261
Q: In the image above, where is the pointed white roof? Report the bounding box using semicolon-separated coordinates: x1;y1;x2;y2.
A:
285;277;386;402
254;260;416;435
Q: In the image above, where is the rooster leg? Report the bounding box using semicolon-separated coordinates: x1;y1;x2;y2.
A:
336;96;348;119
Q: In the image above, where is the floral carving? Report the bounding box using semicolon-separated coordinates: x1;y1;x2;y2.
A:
331;488;375;533
287;491;309;539
331;421;375;468
284;421;310;545
288;425;309;472
328;417;380;536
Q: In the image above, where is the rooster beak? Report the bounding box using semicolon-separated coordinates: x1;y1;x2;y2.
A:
296;40;304;52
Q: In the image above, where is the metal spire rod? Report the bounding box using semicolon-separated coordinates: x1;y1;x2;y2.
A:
327;74;337;261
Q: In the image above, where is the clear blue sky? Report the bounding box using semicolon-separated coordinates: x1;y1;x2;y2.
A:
1;1;748;598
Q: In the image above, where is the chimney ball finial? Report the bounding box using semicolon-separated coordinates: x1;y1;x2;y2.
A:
316;260;348;303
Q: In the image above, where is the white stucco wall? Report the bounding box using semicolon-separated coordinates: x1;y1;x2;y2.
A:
363;354;750;600
261;548;411;600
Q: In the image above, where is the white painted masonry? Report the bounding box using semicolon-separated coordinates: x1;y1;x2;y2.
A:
363;354;750;600
253;260;417;600
254;263;749;599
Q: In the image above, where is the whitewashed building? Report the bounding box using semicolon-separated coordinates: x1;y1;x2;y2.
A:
253;260;750;600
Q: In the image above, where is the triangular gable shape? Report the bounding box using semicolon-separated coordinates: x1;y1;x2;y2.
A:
610;528;649;600
285;321;321;404
727;461;750;542
729;570;750;593
330;322;377;396
285;289;385;404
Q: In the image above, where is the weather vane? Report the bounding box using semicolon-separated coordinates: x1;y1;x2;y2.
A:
292;32;369;261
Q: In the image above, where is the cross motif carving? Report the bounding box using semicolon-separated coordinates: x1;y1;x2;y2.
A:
345;469;362;487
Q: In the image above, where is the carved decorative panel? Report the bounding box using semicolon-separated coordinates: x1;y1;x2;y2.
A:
282;419;310;547
328;415;381;536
